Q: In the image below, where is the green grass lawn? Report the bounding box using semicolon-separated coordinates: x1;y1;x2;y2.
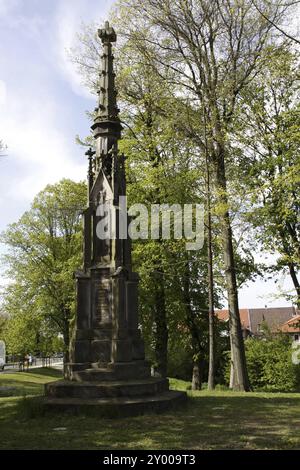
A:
1;368;300;450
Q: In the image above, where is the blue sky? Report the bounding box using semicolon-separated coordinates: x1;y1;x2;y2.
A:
0;0;295;308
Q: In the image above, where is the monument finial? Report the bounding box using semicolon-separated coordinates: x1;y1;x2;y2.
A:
92;20;121;152
98;20;117;44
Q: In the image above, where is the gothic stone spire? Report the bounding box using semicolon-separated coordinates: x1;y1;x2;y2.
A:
84;21;128;269
91;21;122;157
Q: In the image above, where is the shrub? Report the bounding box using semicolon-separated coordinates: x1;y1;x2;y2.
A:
245;335;300;392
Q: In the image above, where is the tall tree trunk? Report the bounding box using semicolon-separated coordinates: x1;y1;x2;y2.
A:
63;314;70;364
229;335;235;389
205;147;215;391
183;261;204;390
152;270;168;377
192;357;205;391
214;149;250;391
63;332;70;364
192;360;201;390
207;210;215;390
288;262;300;309
279;231;300;309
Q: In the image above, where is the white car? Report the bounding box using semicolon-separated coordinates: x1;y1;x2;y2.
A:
0;341;6;370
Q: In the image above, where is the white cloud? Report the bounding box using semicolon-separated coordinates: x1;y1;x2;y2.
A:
238;252;295;308
0;4;93;210
0;78;86;204
55;9;92;99
0;0;20;18
0;0;46;39
239;274;295;309
53;0;114;99
0;79;6;106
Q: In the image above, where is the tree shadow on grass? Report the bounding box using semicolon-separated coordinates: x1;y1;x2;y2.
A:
1;394;300;450
88;394;300;450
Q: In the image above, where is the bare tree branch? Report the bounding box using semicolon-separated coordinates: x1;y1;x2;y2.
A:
252;0;300;44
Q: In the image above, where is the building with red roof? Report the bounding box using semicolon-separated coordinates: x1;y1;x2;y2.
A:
215;307;300;343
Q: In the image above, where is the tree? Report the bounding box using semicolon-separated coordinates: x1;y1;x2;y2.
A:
113;0;297;391
121;79;209;379
251;0;300;44
0;312;7;338
206;153;216;390
113;0;273;390
70;2;278;388
2;284;65;358
237;47;300;306
1;179;86;361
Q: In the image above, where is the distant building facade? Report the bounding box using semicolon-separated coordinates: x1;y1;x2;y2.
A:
215;307;300;343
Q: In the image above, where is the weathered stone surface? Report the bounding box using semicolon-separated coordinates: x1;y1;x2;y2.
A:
71;360;152;382
72;340;90;364
44;390;186;417
90;339;111;363
45;377;169;399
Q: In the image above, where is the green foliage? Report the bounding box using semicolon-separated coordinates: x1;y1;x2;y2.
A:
3;311;38;356
112;28;216;376
168;377;192;391
245;336;300;392
0;314;7;338
237;47;300;304
1;179;87;356
69;9;264;384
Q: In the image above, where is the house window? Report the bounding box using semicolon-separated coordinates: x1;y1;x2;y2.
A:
294;334;299;342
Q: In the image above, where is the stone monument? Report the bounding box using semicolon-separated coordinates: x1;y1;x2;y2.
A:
45;21;186;415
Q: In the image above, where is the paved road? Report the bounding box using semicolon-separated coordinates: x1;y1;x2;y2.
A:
0;359;63;374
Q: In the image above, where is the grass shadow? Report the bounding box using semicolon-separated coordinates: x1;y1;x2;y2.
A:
1;376;300;450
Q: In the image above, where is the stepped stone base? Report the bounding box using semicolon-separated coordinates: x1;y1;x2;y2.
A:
44;390;186;416
44;363;187;416
46;377;169;398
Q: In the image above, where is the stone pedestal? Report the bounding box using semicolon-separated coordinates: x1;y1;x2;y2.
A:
66;267;145;372
45;266;186;415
